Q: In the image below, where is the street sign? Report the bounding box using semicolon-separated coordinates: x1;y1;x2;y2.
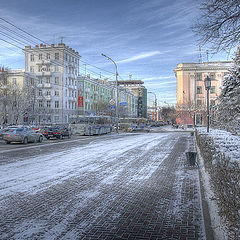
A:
111;105;116;110
120;102;127;106
109;99;115;105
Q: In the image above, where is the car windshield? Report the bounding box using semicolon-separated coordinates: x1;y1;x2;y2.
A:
16;128;24;132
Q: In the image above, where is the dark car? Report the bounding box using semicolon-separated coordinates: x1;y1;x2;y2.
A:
43;127;71;139
42;127;54;139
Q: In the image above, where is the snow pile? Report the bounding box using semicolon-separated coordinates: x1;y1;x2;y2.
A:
196;127;240;240
211;47;240;135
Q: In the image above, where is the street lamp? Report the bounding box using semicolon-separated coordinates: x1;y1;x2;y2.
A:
101;53;119;133
204;75;211;132
148;92;157;121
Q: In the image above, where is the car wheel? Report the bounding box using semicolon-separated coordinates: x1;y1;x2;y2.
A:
39;136;43;143
6;141;11;144
23;137;28;144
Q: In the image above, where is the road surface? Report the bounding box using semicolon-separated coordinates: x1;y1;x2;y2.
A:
0;132;205;240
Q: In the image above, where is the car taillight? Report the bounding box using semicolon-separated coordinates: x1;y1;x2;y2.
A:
8;135;10;137
54;132;59;134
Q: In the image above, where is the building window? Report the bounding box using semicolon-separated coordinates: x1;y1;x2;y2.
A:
210;86;216;94
210;100;215;106
46;53;50;60
197;99;202;107
55;101;59;108
38;77;42;84
12;78;17;85
65;89;68;97
55;52;59;60
38;100;43;108
46;77;50;83
55;90;59;96
55;77;59;84
46;90;51;96
30;78;34;85
38;66;42;72
47;101;51;108
30;66;34;73
46;66;50;72
30;54;34;61
39;54;42;60
196;73;202;81
210;73;216;80
197;86;202;94
54;116;59;122
39;89;42;96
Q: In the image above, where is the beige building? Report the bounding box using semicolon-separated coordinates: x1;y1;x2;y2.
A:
174;61;232;125
0;69;38;125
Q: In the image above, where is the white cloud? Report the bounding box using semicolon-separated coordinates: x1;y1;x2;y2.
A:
143;76;174;81
117;51;161;64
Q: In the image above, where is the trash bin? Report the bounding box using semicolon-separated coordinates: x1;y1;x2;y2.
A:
186;151;197;166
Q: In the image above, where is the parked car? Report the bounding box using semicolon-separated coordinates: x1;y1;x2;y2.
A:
42;127;71;139
2;127;43;144
0;126;18;139
130;124;150;133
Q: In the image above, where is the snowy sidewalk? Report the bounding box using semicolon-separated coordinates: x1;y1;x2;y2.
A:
0;133;206;240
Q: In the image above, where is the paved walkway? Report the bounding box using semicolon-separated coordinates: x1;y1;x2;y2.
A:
0;133;205;240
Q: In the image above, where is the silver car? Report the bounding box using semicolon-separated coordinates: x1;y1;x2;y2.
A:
2;127;43;144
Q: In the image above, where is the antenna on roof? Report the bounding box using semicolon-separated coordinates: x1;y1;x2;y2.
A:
198;46;202;63
206;50;209;62
60;36;64;44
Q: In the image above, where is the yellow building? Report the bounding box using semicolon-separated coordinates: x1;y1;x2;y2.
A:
174;61;232;125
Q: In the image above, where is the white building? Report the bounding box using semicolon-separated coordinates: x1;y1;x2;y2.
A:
23;43;80;124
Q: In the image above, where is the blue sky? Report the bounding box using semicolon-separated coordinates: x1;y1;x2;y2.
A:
0;0;232;106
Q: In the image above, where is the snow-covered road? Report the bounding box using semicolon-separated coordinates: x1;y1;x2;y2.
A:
0;132;205;240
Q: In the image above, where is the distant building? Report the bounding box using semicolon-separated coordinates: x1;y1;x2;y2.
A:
0;69;38;125
77;75;113;116
23;43;80;124
78;75;138;117
116;80;148;118
174;61;232;125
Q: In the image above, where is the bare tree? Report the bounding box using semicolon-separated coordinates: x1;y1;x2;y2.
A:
193;0;240;52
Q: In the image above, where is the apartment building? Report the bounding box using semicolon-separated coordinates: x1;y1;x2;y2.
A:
0;69;38;125
174;61;232;125
23;43;80;124
78;75;113;116
116;80;148;118
78;75;138;117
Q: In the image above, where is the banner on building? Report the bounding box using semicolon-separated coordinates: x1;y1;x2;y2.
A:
78;96;83;107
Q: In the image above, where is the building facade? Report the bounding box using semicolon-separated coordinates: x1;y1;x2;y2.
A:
174;61;232;125
116;80;148;118
78;75;138;117
78;75;113;116
0;69;38;125
23;43;80;124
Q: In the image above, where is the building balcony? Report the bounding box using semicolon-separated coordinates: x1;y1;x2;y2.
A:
37;83;43;88
45;95;51;100
36;60;51;65
36;72;52;77
44;83;52;88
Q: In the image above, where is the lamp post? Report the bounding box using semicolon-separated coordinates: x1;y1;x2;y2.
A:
148;92;157;121
101;53;119;133
204;76;211;132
